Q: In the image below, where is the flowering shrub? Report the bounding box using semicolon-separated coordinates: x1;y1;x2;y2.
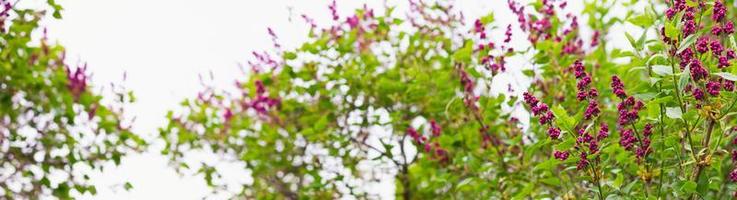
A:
144;0;737;199
0;2;144;199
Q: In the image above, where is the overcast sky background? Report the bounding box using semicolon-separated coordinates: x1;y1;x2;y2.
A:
20;0;607;199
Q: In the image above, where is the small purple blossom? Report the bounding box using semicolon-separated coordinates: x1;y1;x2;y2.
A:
713;25;723;35
598;123;609;139
730;169;737;182
693;88;705;100
696;37;709;53
548;127;561;140
690;60;708;81
611;76;627;98
725;80;735;91
720;56;731;68
713;1;726;21
430;119;442;137
711;40;724;56
554;150;569;160
584;101;600;120
707;81;721;96
725;21;735;34
620;129;636;150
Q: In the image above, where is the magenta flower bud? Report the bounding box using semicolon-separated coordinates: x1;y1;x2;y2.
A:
554;150;569;160
707;81;721;96
504;24;513;43
713;25;723;35
719;56;730;68
643;123;653;137
430;119;442;137
690;60;708;81
598;124;609;139
523;92;540;107
693;88;705;100
611;76;627;98
683;20;696;36
548;127;561;139
713;1;726;21
730;169;737;182
728;49;736;59
725;21;735;34
589;140;599;154
584;101;600;120
725;80;735;91
588;88;599;98
696;37;709;53
711;40;724;56
576;152;589;170
620;129;636;150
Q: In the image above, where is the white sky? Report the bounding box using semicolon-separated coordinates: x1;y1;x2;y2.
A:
26;0;607;199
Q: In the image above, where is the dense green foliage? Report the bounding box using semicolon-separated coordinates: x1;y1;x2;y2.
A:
11;0;737;199
157;0;737;199
0;1;144;199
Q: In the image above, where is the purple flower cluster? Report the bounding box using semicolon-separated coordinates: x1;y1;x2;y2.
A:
635;124;653;160
620;124;652;161
730;169;737;182
554;150;569;161
620;129;636;150
726;80;735;91
725;22;735;35
591;31;600;47
548;127;561;140
328;0;339;21
611;76;627;98
249;80;281;116
696;37;709;53
612;76;646;129
577;151;589;170
693;88;705;100
504;24;513;43
571;61;600;119
65;64;89;101
408;127;448;162
690;60;708;82
616;96;644;126
574;126;605;168
713;1;726;22
707;81;721;96
430;119;442;137
679;48;694;68
598;123;609;139
459;68;478;109
474;19;487;39
524;92;555;126
711;40;724;56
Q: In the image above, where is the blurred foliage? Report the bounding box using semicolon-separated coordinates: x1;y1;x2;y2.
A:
0;1;144;199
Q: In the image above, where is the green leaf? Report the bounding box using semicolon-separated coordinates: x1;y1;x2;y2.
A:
652;65;673;76
665;21;678;39
556;137;575;150
613;173;624;190
679;66;691;92
666;107;682;119
678;34;697;54
625;32;638;50
284;52;297;60
552;105;575;132
714;72;737;81
680;180;697;194
452;40;473;62
124;182;134;191
628;13;653;27
480;12;495;24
